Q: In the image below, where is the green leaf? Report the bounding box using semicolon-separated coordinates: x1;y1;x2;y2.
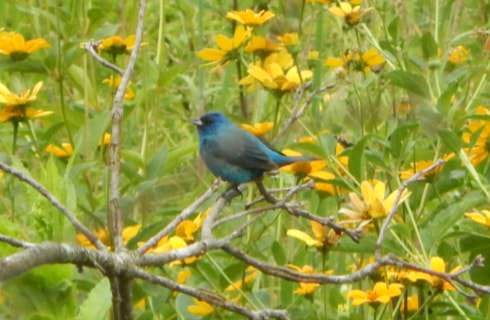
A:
175;294;201;320
388;17;400;41
387;70;430;97
389;122;418;157
146;146;168;179
421;32;438;59
421;191;486;250
272;241;287;265
347;136;369;181
77;278;111;320
438;128;462;152
335;235;376;253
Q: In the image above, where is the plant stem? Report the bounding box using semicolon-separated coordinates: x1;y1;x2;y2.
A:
55;2;74;147
155;0;165;65
12;121;18;154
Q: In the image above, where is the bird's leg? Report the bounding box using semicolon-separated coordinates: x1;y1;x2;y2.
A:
255;179;278;204
221;183;242;201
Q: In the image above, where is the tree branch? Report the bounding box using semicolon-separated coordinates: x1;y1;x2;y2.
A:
130;268;288;320
0;162;105;250
375;159;446;258
137;180;220;254
109;0;147;253
274;82;335;141
0;234;35;249
82;41;124;75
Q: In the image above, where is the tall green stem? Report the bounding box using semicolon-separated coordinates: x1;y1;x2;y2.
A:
12;121;18;154
55;3;74;146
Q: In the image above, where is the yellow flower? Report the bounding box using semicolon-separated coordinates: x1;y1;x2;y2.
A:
76;228;109;249
240;122;273;136
287;220;341;248
329;2;366;26
401;294;420;313
309;170;345;196
101;132;112;146
287;265;325;296
45;143;73;158
75;225;140;249
0;81;52;123
297;135;318;144
97;35;135;55
122;224;141;244
177;269;192;284
340;180;410;220
225;266;259;291
102;75;135;100
465;210;490;227
463;106;490;166
241;50;312;92
280;149;326;175
347;282;404;306
277;32;299;46
448;45;469;64
142;236;199;265
307;0;333;4
175;210;207;242
396;101;414;114
226;9;274;26
187;299;215;316
197;25;251;64
0;31;50;61
134;298;146;311
244;36;280;53
361;48;385;73
402;257;460;291
399;154;453;180
308;50;320;60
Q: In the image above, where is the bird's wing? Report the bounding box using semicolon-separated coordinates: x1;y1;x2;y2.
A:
205;128;277;171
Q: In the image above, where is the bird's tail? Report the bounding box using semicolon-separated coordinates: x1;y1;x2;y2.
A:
275;155;317;167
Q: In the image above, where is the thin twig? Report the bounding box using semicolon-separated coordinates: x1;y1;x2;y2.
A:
0;162;105;250
109;0;147;252
223;245;490;295
137;180;219;254
375;159;446;258
83;41;124;75
0;234;35;249
274;82;335;140
131;268;289;319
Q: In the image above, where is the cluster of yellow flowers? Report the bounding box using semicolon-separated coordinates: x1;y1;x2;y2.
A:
197;9;312;94
346;256;460;309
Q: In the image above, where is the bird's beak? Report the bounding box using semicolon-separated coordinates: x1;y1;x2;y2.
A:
192;118;203;126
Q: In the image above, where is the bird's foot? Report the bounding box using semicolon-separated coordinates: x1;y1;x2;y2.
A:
220;184;242;202
256;180;278;204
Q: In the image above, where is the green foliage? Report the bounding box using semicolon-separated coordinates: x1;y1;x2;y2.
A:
0;0;489;319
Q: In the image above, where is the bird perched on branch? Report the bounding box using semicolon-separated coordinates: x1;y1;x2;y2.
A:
193;112;311;195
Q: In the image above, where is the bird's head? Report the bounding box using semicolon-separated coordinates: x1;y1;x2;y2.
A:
192;112;232;136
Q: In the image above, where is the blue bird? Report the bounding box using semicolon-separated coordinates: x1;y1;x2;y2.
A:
193;112;310;186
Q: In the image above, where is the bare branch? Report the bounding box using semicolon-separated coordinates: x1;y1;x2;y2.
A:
0;162;105;250
137;180;220;254
0;234;35;249
375;159;446;258
274;82;335;141
252;180;362;242
82;41;124;75
109;0;147;252
130;268;289;320
223;245;490;296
